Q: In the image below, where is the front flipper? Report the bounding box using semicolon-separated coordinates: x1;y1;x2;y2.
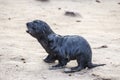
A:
44;54;57;63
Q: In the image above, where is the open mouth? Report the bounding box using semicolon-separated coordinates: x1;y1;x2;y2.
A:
26;29;32;34
26;30;29;33
26;22;31;33
26;29;33;35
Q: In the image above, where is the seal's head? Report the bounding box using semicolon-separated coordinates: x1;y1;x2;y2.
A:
26;20;54;38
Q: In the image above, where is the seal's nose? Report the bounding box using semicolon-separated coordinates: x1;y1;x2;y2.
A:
26;23;30;33
26;23;30;27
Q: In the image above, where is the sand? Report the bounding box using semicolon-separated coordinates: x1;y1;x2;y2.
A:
0;0;120;80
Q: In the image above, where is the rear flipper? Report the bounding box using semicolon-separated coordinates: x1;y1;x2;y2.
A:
64;66;84;73
87;62;106;69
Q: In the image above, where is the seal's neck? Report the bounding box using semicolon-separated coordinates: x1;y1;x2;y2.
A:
37;32;55;53
37;36;49;49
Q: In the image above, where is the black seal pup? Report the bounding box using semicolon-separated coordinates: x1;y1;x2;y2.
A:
26;20;105;73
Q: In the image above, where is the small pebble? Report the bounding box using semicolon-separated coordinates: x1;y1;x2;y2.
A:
76;20;81;22
64;11;80;17
16;65;18;67
36;0;49;2
21;58;25;61
8;18;11;20
96;0;101;3
68;74;72;76
58;8;61;10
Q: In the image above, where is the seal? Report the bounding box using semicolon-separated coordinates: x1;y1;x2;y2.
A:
26;20;105;73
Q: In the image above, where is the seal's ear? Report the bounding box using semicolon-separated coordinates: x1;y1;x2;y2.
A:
48;34;57;42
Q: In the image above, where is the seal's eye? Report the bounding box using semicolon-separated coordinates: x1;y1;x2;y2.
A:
32;27;35;30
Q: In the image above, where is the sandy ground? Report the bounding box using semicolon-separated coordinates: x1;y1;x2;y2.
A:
0;0;120;80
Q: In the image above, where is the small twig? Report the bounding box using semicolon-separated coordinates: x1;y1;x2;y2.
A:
93;45;108;49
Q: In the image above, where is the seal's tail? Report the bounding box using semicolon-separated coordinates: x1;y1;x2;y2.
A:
87;62;106;69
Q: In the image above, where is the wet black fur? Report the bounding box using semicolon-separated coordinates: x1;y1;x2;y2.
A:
26;20;105;73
